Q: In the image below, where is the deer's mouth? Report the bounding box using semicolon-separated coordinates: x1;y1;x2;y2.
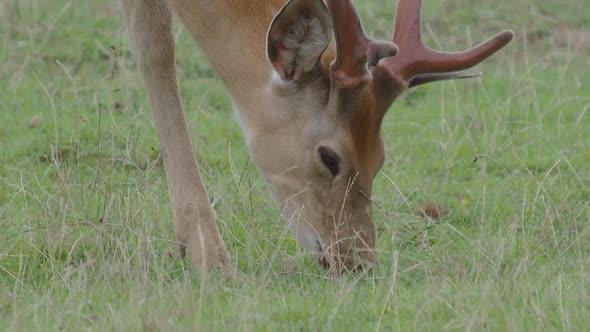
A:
315;240;366;273
315;240;331;269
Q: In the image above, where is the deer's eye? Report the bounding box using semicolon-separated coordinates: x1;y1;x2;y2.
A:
318;147;340;176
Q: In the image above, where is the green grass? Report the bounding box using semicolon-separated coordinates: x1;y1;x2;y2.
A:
1;0;590;330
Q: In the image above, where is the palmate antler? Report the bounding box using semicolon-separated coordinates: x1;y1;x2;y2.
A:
325;0;513;91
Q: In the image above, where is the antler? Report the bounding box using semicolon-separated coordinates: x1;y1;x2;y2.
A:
379;0;514;87
326;0;398;89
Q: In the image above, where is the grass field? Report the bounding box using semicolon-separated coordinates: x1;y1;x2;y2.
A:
1;0;590;330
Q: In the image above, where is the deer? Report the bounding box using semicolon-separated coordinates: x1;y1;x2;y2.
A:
120;0;513;274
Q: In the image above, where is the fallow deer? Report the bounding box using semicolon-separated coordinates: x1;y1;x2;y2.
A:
120;0;513;274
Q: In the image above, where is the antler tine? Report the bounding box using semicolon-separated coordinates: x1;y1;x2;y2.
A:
383;0;514;85
326;0;398;89
392;0;423;52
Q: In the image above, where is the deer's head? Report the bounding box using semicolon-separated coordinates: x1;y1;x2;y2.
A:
243;0;512;272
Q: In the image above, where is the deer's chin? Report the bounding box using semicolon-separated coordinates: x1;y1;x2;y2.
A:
290;222;323;254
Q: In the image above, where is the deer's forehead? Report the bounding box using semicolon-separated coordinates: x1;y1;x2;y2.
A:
351;132;384;184
348;90;386;183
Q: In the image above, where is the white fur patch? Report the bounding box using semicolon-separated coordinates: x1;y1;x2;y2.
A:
284;206;322;256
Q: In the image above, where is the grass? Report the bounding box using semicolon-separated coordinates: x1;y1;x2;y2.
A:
1;0;589;330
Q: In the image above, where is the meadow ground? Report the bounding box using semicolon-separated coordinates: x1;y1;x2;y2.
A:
1;0;589;330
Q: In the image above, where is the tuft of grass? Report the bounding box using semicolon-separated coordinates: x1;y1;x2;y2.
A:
1;0;589;330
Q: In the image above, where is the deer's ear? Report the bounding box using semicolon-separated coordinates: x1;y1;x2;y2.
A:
267;0;332;81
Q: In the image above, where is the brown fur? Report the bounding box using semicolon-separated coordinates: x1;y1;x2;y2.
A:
120;0;511;274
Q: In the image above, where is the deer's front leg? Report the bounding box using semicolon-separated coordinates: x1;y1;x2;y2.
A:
121;0;231;274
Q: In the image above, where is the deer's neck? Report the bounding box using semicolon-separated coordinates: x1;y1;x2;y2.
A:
170;0;285;101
